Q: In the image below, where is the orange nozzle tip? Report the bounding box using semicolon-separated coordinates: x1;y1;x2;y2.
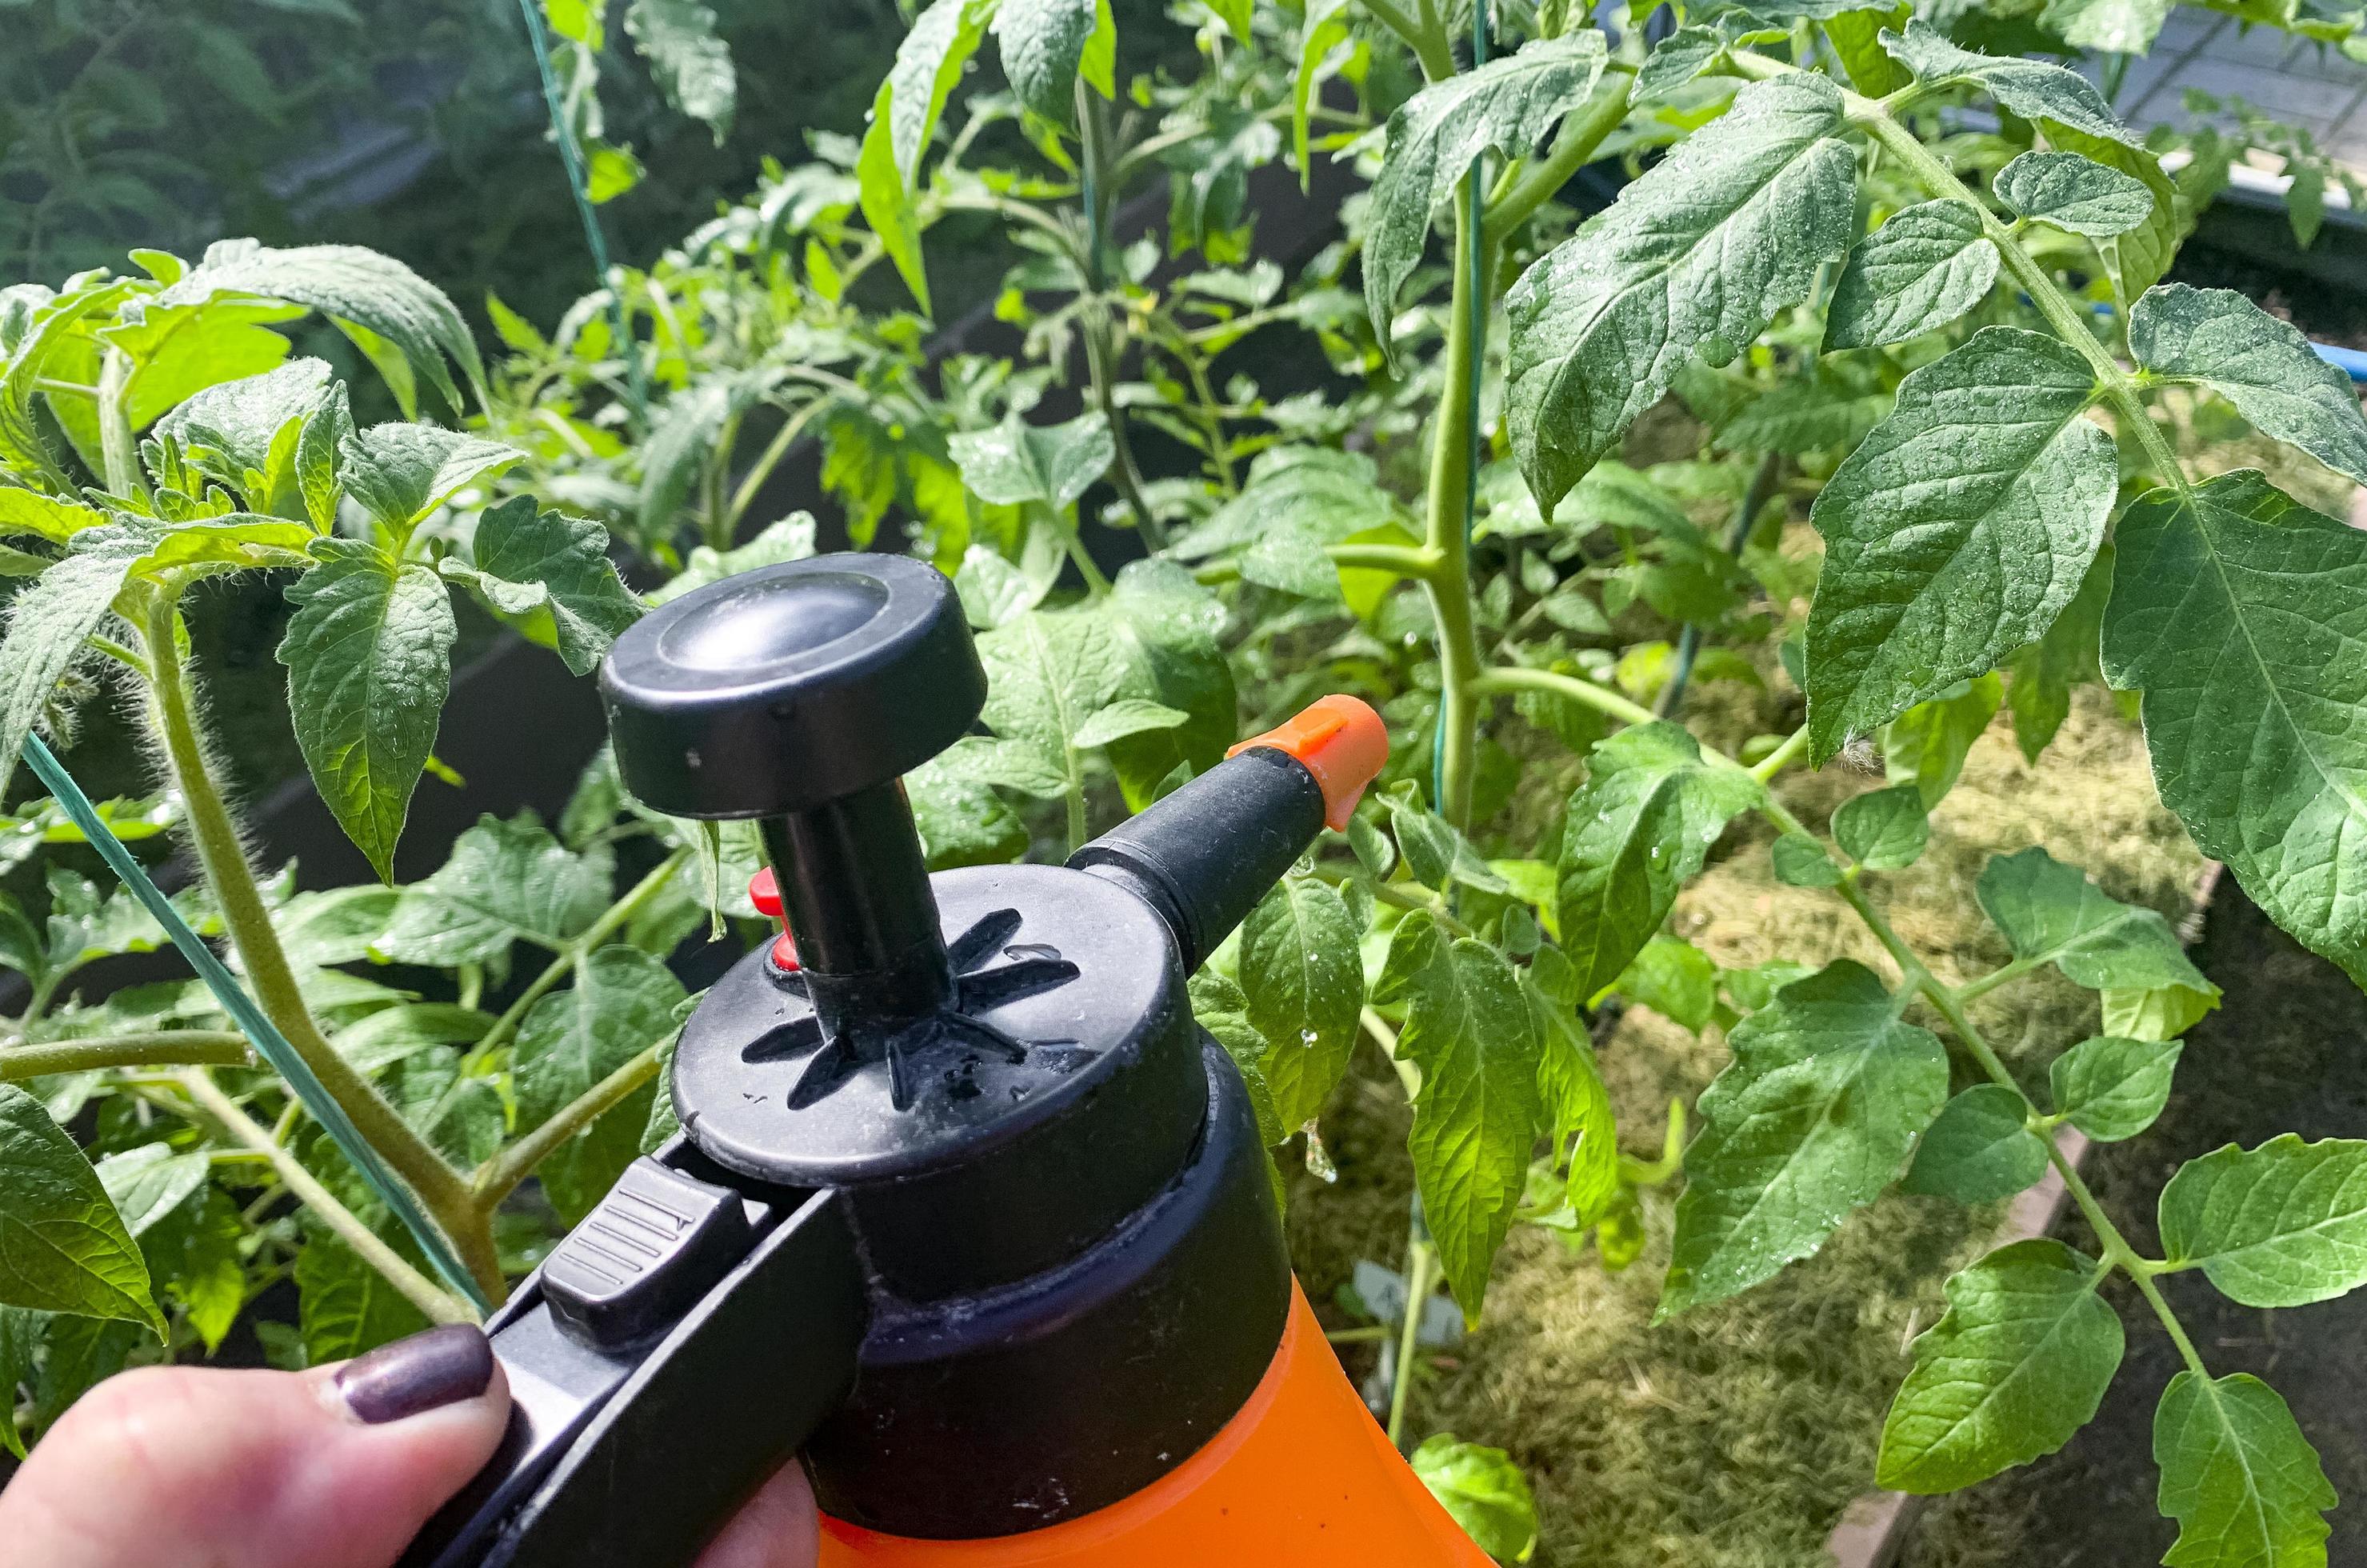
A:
1228;694;1389;832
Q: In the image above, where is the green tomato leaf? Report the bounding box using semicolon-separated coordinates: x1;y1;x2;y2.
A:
1607;934;1720;1031
994;0;1113;128
1772;832;1843;887
1805;328;2110;762
94;1144;210;1238
154;240;482;418
1995;150;2154;236
438;495;640;675
2100;470;2367;990
1834;783;1930;871
2050;1035;2181;1142
1376;915;1545;1322
376;812;613;965
1507;73;1857;514
1884;673;2002;808
2103;981;2221;1043
2131;284;2367;487
1069;698;1187;750
1364;34;1609;358
2161;1135;2367;1308
1240;876;1365;1130
950;410;1114;510
1636;25;1724;99
1529;968;1619;1225
1823;6;1910;96
1977;845;2213;995
882;0;999;185
1555;722;1763;1001
338;422;520;534
2042;125;2180;304
294;1226;427;1364
1102;558;1237;811
2006;541;2111;766
151;357;330;512
1877;1238;2121;1493
2155;1372;2333;1568
969;602;1129;801
0;488;105;546
0;1085;160;1332
625;0;738;140
860;83;933;313
1410;1436;1539;1563
1823;200;2000;351
1901;1083;2049;1202
2041;0;2171;54
0;531;146;805
296;381;354;530
512;946;685;1208
1658;959;1949;1318
277;541;457;883
1880;20;2140;148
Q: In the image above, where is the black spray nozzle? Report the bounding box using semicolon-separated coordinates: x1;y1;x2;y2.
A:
1070;694;1389;972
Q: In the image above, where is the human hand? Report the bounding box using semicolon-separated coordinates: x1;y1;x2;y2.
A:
0;1324;818;1568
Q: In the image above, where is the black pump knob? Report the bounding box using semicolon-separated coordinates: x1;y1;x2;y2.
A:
598;554;986;821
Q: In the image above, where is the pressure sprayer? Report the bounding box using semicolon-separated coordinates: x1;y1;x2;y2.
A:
397;553;1490;1566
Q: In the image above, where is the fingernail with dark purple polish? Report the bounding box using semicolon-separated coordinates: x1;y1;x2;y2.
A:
335;1324;495;1424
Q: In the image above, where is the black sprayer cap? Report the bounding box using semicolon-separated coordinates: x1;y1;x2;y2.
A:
407;553;1386;1559
598;554;986;819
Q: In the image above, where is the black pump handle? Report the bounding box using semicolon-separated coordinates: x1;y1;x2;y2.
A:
399;1147;867;1568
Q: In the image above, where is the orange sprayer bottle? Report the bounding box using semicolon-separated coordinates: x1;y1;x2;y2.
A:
400;554;1483;1568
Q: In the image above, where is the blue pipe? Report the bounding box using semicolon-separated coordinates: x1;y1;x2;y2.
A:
2313;340;2367;384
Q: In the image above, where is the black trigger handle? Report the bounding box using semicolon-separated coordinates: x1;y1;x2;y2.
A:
398;1145;867;1568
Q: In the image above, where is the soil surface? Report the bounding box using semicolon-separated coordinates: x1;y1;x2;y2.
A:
1903;886;2367;1568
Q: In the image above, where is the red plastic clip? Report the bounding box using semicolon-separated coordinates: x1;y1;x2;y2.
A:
747;868;801;971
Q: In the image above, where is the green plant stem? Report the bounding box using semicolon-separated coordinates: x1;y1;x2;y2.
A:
1469;662;1658;729
726;398;833;538
1387;1218;1434;1448
138;595;501;1301
1359;0;1455;80
466;848;692;1073
175;1068;476;1326
0;1031;251;1081
1423;191;1496;829
1319;868;1475;936
471;1041;666;1210
1327;1324;1393;1344
1782;792;2214;1375
1749;726;1810;783
96;346;145;501
1329;541;1444;578
1073;89;1167;553
702;409;744;551
1483;70;1637;246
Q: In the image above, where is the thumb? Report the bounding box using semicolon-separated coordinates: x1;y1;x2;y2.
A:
0;1322;509;1568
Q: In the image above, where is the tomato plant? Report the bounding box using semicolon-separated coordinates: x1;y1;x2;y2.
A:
9;2;2367;1564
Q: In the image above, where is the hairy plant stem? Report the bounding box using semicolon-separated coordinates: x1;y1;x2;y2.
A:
1483;70;1637;246
138;595;502;1302
472;1040;667;1210
465;848;692;1074
176;1068;476;1326
0;1031;250;1080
